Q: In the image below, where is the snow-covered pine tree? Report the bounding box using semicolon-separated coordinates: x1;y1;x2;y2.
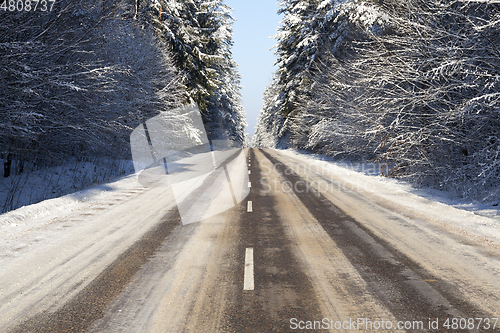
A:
149;0;245;142
147;0;216;110
256;0;351;148
258;0;500;203
254;75;286;148
199;0;246;143
274;0;321;119
205;61;247;143
273;0;348;115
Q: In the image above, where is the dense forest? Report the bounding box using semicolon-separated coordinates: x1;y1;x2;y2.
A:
255;0;500;204
0;0;246;211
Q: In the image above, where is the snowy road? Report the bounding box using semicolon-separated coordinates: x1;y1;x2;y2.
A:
1;149;500;332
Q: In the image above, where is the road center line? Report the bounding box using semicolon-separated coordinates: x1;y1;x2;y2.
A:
244;248;254;291
247;201;253;212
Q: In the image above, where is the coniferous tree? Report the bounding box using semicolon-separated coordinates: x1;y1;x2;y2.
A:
150;0;246;142
256;0;500;203
0;0;185;211
274;0;320;118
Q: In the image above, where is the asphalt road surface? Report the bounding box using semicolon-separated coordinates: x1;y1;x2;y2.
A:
4;148;500;332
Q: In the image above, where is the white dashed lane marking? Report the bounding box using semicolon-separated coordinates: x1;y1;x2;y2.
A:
247;201;253;212
244;248;254;291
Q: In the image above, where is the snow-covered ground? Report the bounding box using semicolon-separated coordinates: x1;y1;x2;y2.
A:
0;148;251;331
278;149;500;242
0;172;145;259
1;147;499;330
2;148;498;260
0;168;179;331
0;159;134;213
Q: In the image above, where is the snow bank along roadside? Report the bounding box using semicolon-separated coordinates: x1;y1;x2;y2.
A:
0;148;249;331
278;149;500;246
0;169;182;331
0;159;135;214
0;148;250;264
0;172;146;256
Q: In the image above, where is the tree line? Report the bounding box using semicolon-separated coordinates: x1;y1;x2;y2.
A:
255;0;500;203
0;0;245;212
1;0;245;178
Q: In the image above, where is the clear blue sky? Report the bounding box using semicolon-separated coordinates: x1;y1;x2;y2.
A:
225;0;281;136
